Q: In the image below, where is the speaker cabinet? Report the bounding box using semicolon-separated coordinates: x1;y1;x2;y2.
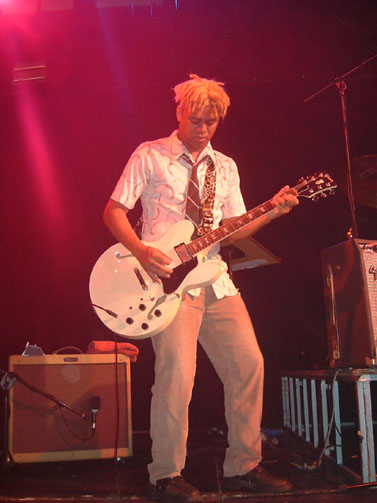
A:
321;239;377;368
8;354;132;463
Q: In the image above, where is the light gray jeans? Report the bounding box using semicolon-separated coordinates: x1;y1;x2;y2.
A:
148;286;264;484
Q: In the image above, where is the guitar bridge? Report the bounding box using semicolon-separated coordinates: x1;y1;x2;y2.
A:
174;243;194;264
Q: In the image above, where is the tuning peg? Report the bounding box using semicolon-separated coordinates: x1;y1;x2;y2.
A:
312;195;319;202
329;190;336;196
320;192;327;198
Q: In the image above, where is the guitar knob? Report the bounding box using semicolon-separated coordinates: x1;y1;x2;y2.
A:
141;323;149;330
139;304;146;311
126;318;134;324
154;309;162;317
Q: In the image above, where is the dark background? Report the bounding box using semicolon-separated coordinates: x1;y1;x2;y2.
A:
1;0;376;433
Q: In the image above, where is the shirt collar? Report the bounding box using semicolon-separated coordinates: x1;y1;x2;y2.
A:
169;130;216;166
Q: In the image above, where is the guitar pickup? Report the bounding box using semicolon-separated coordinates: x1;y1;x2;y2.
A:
174;243;194;264
134;267;148;290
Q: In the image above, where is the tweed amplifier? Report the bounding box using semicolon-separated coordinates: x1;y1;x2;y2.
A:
8;353;132;463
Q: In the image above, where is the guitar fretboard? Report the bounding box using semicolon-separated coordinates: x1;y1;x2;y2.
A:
185;172;334;257
186;197;279;257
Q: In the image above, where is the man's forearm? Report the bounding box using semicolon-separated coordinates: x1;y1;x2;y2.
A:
223;185;299;245
103;199;173;279
103;202;146;258
222;213;272;245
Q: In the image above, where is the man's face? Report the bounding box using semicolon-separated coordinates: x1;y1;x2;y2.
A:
177;105;220;155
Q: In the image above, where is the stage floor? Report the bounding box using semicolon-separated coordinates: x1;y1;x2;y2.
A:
0;430;376;502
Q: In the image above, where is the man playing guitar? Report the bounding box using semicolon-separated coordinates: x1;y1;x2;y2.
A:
103;74;298;501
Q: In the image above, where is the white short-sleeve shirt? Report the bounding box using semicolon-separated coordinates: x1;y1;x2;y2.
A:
111;130;247;298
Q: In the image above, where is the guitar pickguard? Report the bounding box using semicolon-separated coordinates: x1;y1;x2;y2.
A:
161;256;198;294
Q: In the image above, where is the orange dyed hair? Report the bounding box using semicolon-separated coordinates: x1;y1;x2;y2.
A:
174;74;230;119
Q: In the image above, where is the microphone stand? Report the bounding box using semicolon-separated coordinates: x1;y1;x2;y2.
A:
0;369;87;465
0;373;16;465
303;53;377;239
2;370;87;419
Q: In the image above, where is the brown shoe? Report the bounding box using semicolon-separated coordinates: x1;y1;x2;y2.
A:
222;465;292;493
148;476;202;502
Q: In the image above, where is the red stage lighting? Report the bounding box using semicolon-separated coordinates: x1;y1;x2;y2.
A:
0;0;38;14
0;0;73;14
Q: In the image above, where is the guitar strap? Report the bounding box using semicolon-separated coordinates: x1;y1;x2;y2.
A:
133;215;143;238
199;155;216;236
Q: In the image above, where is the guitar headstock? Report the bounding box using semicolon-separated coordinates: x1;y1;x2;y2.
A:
295;172;337;201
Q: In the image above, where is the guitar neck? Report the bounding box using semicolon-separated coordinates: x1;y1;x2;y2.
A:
186;186;297;257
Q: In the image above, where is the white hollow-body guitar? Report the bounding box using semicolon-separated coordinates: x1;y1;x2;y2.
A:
89;173;336;340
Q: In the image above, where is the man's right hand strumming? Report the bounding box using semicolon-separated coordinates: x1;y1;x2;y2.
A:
134;244;173;283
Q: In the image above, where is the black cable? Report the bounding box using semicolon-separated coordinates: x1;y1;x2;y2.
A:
289;370;341;473
52;346;83;354
316;369;341;468
113;333;122;500
207;429;224;502
58;407;94;442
